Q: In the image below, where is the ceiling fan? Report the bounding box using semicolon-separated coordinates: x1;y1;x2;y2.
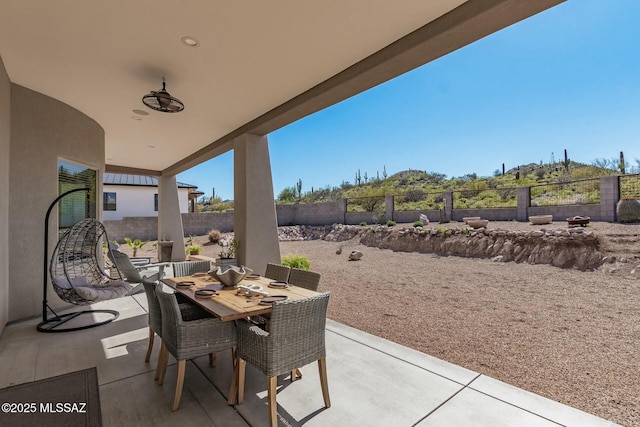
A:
142;78;184;113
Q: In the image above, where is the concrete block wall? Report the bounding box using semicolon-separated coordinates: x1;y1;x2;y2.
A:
183;212;234;235
105;212;235;242
276;201;344;226
393;209;441;223
104;216;158;241
599;176;619;222
527;205;602;221
451;208;518;222
103;178;623;238
345;212;384;225
517;187;530;221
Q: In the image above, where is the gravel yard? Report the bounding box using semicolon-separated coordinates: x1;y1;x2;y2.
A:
131;221;640;425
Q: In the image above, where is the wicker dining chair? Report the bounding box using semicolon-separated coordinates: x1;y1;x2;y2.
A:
282;267;322;382
171;260;211;277
264;263;291;282
141;282;210;377
287;268;321;291
234;292;331;427
155;284;237;411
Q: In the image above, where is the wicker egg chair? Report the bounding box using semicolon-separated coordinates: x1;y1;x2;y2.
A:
38;217;132;332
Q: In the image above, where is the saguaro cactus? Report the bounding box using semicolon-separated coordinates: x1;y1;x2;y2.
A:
563;149;570;171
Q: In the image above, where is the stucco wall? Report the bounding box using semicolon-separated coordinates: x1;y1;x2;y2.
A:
102;185;191;220
9;84;104;321
0;57;10;332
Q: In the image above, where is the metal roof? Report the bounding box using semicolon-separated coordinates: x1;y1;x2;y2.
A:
103;173;196;189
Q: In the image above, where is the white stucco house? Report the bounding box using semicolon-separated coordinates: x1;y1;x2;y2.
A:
102;173;198;220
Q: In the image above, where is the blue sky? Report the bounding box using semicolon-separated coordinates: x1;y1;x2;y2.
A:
178;0;640;201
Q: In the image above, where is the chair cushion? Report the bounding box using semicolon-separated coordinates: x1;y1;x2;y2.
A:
52;275;90;289
74;281;133;301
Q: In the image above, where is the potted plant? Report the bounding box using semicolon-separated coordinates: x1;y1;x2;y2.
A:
158;235;174;262
186;245;203;255
216;239;238;269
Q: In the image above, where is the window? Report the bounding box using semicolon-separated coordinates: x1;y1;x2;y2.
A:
57;160;96;229
154;193;158;211
103;192;117;211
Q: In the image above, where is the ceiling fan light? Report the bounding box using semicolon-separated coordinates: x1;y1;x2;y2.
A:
142;78;184;113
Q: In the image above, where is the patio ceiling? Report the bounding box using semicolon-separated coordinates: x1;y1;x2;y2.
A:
0;0;562;176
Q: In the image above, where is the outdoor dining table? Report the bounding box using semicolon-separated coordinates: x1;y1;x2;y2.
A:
161;274;320;321
160;273;322;404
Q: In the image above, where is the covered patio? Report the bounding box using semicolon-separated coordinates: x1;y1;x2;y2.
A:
0;294;617;426
1;1;614;425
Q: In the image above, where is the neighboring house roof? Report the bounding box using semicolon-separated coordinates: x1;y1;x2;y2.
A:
103;173;196;189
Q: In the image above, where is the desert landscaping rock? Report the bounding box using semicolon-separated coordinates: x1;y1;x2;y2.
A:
275;223;615;271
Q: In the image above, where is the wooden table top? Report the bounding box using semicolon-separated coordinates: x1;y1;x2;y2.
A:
161;274;320;321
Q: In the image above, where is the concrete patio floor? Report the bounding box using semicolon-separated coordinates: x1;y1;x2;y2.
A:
0;294;619;427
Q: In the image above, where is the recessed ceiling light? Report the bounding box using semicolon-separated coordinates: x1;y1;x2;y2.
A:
131;116;142;120
132;109;149;116
181;36;199;47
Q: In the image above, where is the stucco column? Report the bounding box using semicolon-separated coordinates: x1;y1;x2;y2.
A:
385;195;394;222
443;191;453;222
599;175;619;222
158;175;185;261
517;186;530;222
234;134;280;274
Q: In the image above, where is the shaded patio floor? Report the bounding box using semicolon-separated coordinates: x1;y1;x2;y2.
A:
0;295;619;427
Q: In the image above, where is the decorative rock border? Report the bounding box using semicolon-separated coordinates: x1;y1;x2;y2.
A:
277;224;604;271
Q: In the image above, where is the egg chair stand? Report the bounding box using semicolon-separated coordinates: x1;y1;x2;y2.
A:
37;188;123;333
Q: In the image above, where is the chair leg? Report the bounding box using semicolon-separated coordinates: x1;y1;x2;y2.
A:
157;343;169;384
172;359;186;411
267;376;278;427
318;358;331;408
227;356;246;405
145;328;155;363
290;368;303;382
237;359;246;404
227;360;238;405
209;352;216;367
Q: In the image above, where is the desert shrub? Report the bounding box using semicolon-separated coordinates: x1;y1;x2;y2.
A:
386;220;396;227
282;254;311;270
124;237;148;257
208;229;221;244
617;198;640;223
359;221;367;226
371;212;386;225
413;221;423;228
